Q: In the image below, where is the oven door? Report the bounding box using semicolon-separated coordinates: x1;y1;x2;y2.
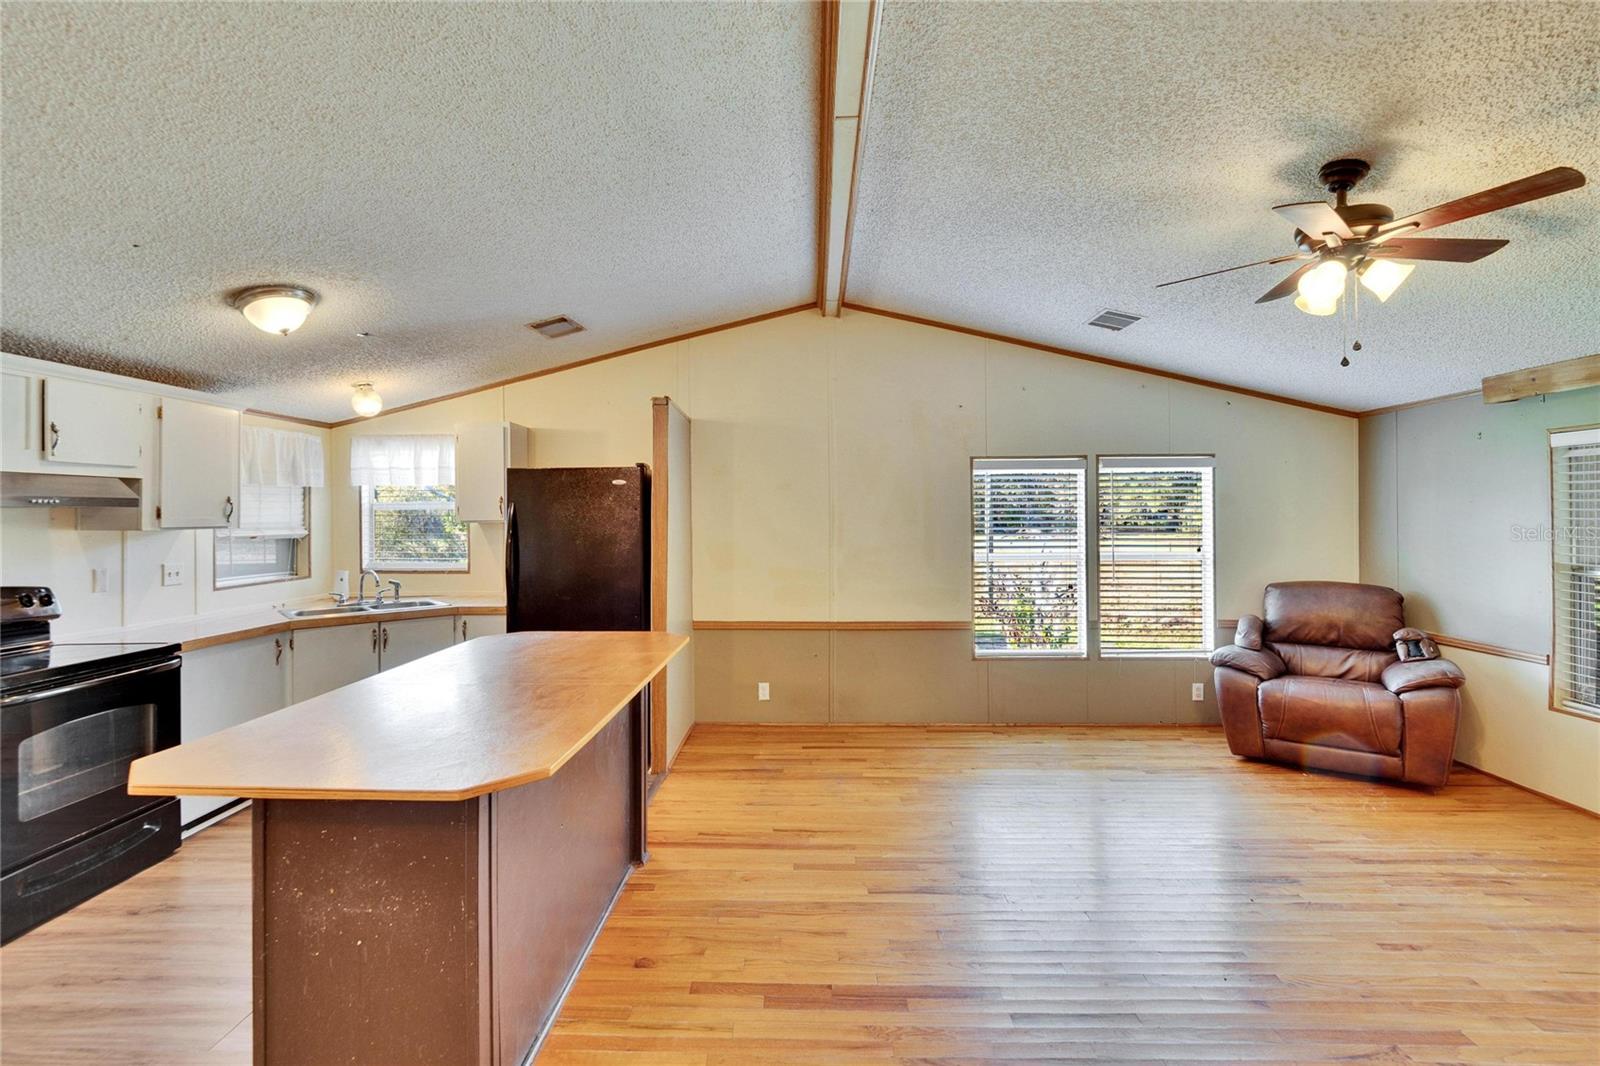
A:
1;656;180;874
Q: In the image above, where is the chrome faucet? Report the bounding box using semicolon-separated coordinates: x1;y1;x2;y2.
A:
358;568;383;604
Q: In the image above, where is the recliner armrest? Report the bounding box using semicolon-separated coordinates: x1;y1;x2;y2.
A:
1382;657;1465;694
1235;614;1264;650
1210;643;1285;681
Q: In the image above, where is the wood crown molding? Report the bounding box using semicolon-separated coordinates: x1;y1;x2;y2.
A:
1483;352;1600;404
840;304;1361;418
326;304;814;427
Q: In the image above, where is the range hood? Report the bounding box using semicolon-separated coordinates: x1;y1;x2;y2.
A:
1;473;140;508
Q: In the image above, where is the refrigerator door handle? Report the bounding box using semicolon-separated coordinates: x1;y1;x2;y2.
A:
504;500;519;627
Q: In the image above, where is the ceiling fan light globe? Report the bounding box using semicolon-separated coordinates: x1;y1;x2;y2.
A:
1294;293;1339;316
1296;260;1347;305
1359;259;1414;302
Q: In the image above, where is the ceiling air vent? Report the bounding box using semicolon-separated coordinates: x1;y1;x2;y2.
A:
1087;309;1142;331
528;316;585;339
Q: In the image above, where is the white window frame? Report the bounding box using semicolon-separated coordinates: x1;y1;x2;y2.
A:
359;484;469;573
213;484;309;589
1550;425;1600;720
971;456;1089;659
1096;455;1216;658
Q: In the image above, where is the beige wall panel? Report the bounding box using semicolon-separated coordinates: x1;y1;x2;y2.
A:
1085;658;1179;723
693;629;830;723
1168;380;1360;620
984;345;1174;458
829;313;987;620
503;343;684;468
0;509;123;635
686;314;832;620
1452;646;1599;813
986;659;1091;723
1358;411;1400;590
330;387;505;596
830;630;988;723
1390;390;1596;651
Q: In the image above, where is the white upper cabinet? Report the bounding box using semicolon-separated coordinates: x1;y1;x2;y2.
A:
158;398;240;528
41;377;146;468
455;421;530;523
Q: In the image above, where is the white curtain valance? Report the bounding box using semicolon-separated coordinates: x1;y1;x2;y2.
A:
241;426;325;488
349;434;456;487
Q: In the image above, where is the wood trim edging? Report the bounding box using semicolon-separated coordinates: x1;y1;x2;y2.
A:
180;604;506;653
1483;352;1600;405
326;305;815;427
833;0;881;316
694;620;969;631
815;0;839;313
839;303;1361;418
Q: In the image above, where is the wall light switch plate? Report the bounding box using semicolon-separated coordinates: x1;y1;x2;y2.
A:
1191;682;1205;702
757;682;771;701
90;567;110;593
161;563;184;587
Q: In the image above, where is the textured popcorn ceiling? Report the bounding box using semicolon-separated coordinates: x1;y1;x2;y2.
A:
848;1;1600;411
1;2;817;421
3;3;1596;419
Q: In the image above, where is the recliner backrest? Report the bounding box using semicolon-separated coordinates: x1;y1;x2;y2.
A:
1263;581;1405;653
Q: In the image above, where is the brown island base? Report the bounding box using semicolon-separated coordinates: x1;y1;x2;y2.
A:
129;630;688;1066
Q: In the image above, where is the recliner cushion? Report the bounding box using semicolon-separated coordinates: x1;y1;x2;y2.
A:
1258;676;1403;756
1263;582;1405;652
1270;643;1397;683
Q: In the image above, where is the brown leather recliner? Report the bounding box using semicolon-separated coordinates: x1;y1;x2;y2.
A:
1211;581;1465;788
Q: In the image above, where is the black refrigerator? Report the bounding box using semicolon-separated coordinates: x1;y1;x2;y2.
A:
503;465;650;633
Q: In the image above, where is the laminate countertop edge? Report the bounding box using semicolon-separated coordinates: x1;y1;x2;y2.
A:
75;599;507;653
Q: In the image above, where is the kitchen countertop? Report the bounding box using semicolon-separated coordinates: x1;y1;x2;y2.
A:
71;594;506;652
128;630;687;801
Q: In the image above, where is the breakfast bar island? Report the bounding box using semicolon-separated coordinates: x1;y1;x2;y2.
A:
128;630;688;1066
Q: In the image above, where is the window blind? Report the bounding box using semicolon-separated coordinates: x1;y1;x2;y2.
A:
972;457;1087;657
361;485;469;571
1552;427;1600;717
1097;456;1215;655
215;485;307;585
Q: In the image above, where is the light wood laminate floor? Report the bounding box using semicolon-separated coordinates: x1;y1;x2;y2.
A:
3;726;1597;1064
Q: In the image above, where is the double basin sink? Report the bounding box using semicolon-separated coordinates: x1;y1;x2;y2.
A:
279;598;451;620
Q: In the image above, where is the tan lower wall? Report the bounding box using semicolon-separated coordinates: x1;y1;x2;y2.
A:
694;627;1219;725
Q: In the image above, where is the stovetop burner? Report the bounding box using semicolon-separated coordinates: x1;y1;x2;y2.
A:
0;586;178;693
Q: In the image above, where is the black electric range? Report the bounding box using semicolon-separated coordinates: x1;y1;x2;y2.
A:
1;586;182;943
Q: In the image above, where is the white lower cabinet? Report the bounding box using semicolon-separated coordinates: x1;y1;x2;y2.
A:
291;623;381;703
378;616;456;670
179;633;290;827
456;613;507;642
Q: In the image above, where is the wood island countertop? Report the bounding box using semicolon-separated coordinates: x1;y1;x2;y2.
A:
128;630;687;802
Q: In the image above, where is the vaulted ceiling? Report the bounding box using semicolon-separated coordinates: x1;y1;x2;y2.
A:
3;1;1595;420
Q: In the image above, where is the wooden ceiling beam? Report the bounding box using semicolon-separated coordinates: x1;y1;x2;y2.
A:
1482;352;1600;404
816;0;881;317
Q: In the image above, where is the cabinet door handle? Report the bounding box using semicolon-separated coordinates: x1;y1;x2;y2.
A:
274;638;283;665
222;496;235;521
381;626;389;652
48;421;60;456
498;495;504;516
461;619;468;640
371;627;379;653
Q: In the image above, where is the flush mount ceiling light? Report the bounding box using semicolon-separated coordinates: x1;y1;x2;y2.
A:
231;285;317;336
350;382;383;418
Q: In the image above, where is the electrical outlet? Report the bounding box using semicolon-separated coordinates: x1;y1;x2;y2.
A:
1191;682;1205;702
90;567;110;593
757;682;771;701
161;563;184;587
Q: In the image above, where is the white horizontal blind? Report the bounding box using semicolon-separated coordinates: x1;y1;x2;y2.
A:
972;458;1087;657
1098;456;1215;655
1552;428;1600;716
215;485;307;585
361;485;468;571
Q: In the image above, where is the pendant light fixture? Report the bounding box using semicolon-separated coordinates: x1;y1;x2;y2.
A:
350;382;383;418
232;286;317;336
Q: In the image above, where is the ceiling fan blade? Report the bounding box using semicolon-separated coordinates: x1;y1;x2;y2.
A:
1255;261;1317;303
1383;166;1585;235
1272;201;1354;243
1368;237;1509;262
1157;253;1309;288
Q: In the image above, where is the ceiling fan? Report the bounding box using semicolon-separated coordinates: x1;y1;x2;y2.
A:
1159;158;1587;315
